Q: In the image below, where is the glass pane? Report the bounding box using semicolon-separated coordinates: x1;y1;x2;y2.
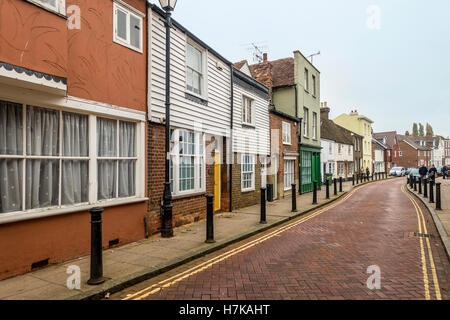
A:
119;121;136;157
62;112;89;157
193;71;201;95
119;160;136;198
0;100;23;156
43;0;56;7
98;160;117;200
0;159;22;213
97;118;117;157
26;106;59;156
117;9;127;40
26;160;59;210
62;160;89;205
130;15;141;49
186;69;193;92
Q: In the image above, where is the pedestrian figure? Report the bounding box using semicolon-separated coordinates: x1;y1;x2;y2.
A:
419;164;428;181
366;167;370;180
443;166;448;180
429;165;438;183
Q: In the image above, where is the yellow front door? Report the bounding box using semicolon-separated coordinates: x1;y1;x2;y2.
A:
214;153;221;212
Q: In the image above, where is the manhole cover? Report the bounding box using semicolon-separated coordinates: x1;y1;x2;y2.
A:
414;233;433;238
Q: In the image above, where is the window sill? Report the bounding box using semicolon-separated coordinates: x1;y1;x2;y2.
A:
113;38;143;54
241;188;255;194
283;143;292;146
185;92;208;106
242;123;256;129
0;197;149;226
172;192;206;201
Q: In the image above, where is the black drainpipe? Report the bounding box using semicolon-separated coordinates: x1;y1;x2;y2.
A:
295;85;303;195
229;66;234;212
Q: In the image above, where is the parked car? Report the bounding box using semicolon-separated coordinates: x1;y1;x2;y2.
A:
409;169;421;182
390;167;406;176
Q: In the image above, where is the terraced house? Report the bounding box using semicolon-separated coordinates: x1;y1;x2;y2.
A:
147;4;270;233
250;52;322;194
0;0;148;280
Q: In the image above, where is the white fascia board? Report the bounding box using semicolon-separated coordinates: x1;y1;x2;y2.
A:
0;66;67;96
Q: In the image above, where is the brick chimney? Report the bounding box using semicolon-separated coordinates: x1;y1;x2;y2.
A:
263;53;268;63
320;101;330;120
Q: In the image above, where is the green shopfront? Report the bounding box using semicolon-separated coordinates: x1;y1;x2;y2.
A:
300;146;321;194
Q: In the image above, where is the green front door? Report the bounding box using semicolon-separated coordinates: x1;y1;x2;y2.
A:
300;147;321;194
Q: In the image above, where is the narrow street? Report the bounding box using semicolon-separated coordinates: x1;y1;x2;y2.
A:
112;179;449;300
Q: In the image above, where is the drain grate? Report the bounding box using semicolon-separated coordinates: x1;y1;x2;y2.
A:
414;233;433;239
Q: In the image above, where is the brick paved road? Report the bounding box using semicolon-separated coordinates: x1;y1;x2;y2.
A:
112;179;449;300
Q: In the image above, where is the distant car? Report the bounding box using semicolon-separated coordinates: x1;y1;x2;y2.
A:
409;169;421;182
390;167;405;176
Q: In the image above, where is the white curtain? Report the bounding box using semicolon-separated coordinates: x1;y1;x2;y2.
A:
119;121;136;198
0;101;23;213
97;118;117;200
61;112;89;205
25;106;59;210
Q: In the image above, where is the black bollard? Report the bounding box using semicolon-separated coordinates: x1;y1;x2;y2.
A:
267;184;274;203
418;178;422;194
339;177;343;193
352;174;355;186
424;179;428;198
414;178;417;191
429;181;434;204
326;178;330;199
333;178;338;196
205;195;216;243
260;188;267;224
436;183;442;211
312;181;318;205
356;173;359;184
88;207;106;286
291;184;297;213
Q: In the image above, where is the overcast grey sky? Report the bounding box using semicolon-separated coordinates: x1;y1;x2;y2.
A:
167;0;450;137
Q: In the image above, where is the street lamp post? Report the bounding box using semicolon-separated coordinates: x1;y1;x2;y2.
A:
160;0;178;238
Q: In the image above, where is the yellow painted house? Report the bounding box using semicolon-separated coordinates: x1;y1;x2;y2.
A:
333;111;374;174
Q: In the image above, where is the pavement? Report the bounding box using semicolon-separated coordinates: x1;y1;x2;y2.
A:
111;178;450;301
407;176;450;259
0;176;392;300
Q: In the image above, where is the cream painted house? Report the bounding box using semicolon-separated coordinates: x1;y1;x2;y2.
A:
333;111;374;174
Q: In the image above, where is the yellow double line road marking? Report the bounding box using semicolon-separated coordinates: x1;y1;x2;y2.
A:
124;184;368;301
401;185;442;300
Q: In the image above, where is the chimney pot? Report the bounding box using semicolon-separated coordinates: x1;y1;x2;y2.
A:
263;53;268;62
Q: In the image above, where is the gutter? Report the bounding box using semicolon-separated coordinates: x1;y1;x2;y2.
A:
229;65;234;212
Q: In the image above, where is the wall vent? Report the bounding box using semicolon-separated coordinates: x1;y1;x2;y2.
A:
31;259;49;270
109;239;120;248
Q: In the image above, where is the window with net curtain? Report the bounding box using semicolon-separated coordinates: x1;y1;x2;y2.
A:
0;100;137;215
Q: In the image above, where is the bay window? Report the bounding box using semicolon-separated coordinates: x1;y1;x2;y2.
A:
241;154;255;192
0;99;142;216
170;129;205;196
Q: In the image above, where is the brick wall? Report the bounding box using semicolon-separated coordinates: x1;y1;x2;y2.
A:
269;113;299;199
231;153;262;210
397;141;432;168
147;122;215;235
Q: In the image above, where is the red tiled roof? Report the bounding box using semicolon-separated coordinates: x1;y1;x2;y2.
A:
271;58;295;87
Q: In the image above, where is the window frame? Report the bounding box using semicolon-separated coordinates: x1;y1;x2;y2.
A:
283;159;295;191
312;112;317;140
241;154;256;193
312;74;316;97
169;129;206;197
242;95;254;126
282;121;291;145
304;68;309;92
0;100;145;218
185;40;207;99
26;0;66;15
113;1;144;53
303;107;309;137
